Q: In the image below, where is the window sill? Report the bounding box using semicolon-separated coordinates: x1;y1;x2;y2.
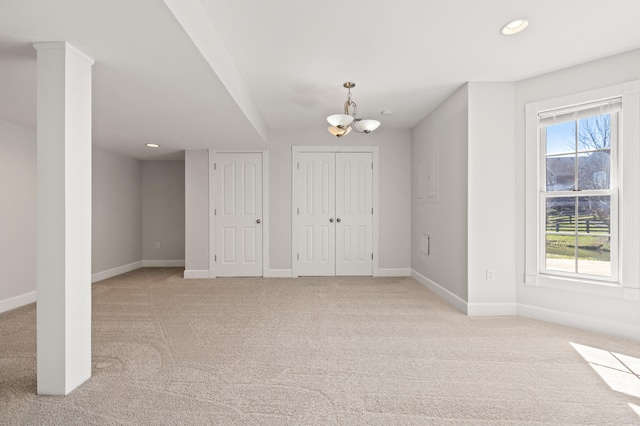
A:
526;273;624;299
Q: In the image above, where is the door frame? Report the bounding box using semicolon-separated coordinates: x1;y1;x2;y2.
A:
291;145;379;277
208;149;269;278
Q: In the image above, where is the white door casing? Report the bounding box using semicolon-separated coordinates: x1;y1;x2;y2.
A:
214;152;263;277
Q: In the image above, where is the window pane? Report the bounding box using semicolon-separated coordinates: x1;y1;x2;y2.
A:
578;114;611;151
545;196;576;272
576;196;611;277
577;235;611;277
546;155;575;191
546;121;575;155
546;196;576;233
577;150;610;190
545;234;576;273
577;196;611;235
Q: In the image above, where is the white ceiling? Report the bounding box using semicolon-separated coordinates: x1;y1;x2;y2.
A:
0;0;265;160
1;0;639;159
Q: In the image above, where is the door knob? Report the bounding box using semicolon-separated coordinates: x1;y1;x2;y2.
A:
329;218;334;223
256;219;261;224
336;218;341;223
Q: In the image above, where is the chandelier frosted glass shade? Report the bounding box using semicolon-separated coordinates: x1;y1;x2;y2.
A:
327;114;354;128
352;119;381;133
327;126;352;137
326;82;380;138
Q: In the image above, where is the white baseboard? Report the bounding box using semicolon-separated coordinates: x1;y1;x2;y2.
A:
92;261;143;283
0;291;37;314
184;269;210;279
467;302;517;316
142;260;185;267
264;269;292;278
411;269;467;314
518;303;640;342
378;268;411;277
263;269;410;278
410;270;516;317
184;269;293;278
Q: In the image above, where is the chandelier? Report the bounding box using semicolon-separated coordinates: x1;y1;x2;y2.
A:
327;82;381;137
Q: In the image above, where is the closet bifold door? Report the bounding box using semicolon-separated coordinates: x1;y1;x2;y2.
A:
296;151;373;276
297;152;336;276
335;153;373;276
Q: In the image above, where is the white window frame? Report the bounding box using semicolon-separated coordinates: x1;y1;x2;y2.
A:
525;81;640;300
538;100;620;283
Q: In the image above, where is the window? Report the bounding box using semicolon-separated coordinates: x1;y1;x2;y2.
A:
539;99;619;282
525;81;640;297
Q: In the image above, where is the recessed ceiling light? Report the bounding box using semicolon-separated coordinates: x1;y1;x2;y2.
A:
145;143;160;148
381;110;392;116
501;18;529;35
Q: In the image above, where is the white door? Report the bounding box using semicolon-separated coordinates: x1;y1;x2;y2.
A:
335;153;373;275
297;153;336;276
215;152;263;277
296;152;373;276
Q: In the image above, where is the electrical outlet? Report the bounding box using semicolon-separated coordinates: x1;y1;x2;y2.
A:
486;269;495;281
155;242;161;249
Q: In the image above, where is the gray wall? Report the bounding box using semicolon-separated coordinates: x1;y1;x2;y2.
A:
0;121;185;306
515;48;640;335
268;129;412;272
183;130;413;275
0;129;145;306
411;85;469;301
185;150;209;273
466;82;516;308
92;146;142;273
0;119;36;307
94;152;186;270
142;160;186;262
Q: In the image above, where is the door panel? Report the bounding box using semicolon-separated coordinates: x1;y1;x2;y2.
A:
215;153;263;277
243;162;257;215
222;162;236;215
297;153;335;276
335;153;373;275
222;227;236;263
242;229;251;262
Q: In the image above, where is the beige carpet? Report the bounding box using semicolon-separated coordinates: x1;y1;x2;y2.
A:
1;268;640;425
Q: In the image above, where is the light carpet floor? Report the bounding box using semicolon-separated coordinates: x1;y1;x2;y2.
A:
1;267;640;425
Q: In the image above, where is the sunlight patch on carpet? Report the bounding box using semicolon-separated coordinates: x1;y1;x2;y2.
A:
571;342;640;417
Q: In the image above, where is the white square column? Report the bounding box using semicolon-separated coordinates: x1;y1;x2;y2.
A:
34;42;94;395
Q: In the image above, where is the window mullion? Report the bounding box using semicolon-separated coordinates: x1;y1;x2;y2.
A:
573;121;578;274
574;120;579;190
574;196;579;273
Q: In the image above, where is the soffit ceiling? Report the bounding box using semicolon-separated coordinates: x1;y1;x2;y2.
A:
0;0;639;159
0;0;265;160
